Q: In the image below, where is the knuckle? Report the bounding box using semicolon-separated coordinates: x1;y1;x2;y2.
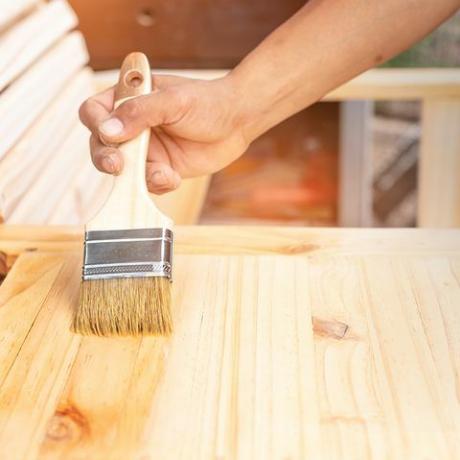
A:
89;137;103;167
79;99;92;123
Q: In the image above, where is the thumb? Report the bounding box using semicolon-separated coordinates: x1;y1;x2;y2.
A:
97;90;186;144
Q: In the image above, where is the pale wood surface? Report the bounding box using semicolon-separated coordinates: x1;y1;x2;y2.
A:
338;101;373;227
95;68;460;101
47;158;112;226
0;225;459;459
7;123;89;224
153;175;211;225
0;69;94;220
0;31;88;158
418;98;460;227
1;226;460;267
326;68;460;100
0;0;39;32
0;0;77;91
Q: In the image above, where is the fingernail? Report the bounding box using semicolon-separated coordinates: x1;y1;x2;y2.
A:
99;118;123;137
102;155;116;173
151;170;168;186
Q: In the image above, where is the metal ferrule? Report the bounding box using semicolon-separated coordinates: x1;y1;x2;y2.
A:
82;228;173;281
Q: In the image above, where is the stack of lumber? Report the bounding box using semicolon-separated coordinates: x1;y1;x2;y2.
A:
0;0;112;225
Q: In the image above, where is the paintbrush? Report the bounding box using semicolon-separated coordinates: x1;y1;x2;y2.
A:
72;52;173;337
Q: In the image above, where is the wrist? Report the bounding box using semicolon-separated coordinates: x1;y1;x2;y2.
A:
223;69;267;145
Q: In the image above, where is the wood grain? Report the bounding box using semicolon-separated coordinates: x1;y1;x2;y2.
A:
1;226;460;266
0;0;39;32
0;69;94;220
0;0;77;91
0;31;88;158
309;254;460;459
0;253;81;460
47;157;112;226
0;227;459;459
7;122;89;224
418;97;460;227
153;175;211;225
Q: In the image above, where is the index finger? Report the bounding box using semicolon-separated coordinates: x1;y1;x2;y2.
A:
79;86;115;135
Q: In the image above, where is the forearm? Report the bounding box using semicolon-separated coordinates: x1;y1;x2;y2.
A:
230;0;459;142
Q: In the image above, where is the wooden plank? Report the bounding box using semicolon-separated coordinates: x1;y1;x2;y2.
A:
0;0;77;91
308;253;460;459
1;227;460;266
78;174;114;224
46;159;111;226
137;256;320;459
0;0;39;32
360;255;460;457
338;101;373;226
7;122;89;224
1;235;460;458
309;255;391;459
39;135;94;225
67;0;305;70
326;68;460;101
0;252;81;460
0;68;94;220
154;175;211;224
404;256;460;441
0;253;65;386
94;68;460;101
62;167;211;227
39;332;165;458
0;253;320;459
418;98;460;227
0;31;88;158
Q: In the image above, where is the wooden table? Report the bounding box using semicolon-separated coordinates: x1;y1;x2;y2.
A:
0;225;459;459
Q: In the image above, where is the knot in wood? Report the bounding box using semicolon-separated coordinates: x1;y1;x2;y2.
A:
46;407;89;443
313;317;349;340
279;242;319;255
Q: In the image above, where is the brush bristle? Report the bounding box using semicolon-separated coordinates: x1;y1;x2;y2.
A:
72;277;172;337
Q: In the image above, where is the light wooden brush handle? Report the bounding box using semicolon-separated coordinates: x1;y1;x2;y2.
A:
86;52;172;231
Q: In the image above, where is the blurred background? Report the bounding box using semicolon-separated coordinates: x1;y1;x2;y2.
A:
1;0;459;228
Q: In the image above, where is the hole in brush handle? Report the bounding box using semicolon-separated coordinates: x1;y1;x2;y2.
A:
114;53;151;103
124;70;144;88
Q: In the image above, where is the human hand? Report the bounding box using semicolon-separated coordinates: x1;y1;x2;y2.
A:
79;74;249;194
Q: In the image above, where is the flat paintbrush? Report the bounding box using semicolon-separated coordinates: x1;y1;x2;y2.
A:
73;52;173;336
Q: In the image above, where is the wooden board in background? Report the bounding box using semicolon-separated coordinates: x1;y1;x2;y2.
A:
47;157;112;226
0;31;88;158
7;123;88;224
0;0;39;32
418;98;460;227
0;0;77;91
2;226;460;268
68;0;305;69
0;69;94;220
